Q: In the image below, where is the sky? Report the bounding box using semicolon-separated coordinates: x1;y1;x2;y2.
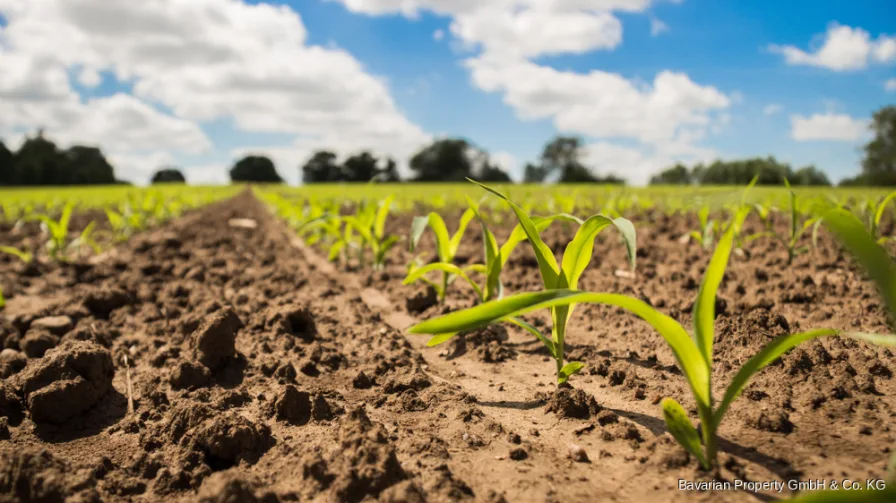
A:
0;0;894;185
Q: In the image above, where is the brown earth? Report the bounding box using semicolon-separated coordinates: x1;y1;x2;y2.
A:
0;190;893;502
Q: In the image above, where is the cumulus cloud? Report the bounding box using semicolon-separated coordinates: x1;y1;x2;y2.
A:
334;0;729;185
769;23;896;71
885;78;896;92
790;113;869;141
0;0;430;183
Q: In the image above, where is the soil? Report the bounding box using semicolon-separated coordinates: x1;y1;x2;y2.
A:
0;190;893;502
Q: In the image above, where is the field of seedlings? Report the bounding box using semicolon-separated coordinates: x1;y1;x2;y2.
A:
1;182;895;502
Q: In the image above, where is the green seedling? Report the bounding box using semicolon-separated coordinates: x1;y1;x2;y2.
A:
682;206;716;250
0;245;33;264
30;202;74;261
342;195;399;271
406;205;477;302
404;197;567;303
409;205;895;470
411;178;637;385
746;179;817;264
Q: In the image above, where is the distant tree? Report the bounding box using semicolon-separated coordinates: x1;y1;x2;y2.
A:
62;145;116;185
791;165;831;186
341;151;379;182
523;162;550;183
694;157;792;185
151;167;187;184
530;136;620;183
409;138;474;182
478;163;512;182
0;140;14;186
13;130;64;185
649;164;692;185
860;105;896;186
230;155;283;183
838;174;870;187
301;151;340;183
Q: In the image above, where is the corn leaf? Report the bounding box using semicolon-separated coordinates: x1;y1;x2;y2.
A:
449;208;476;257
0;246;32;263
403;262;484;300
374;195;394;240
408;289;711;408
692;226;735;367
873;190;896;237
468;179;560;288
558;361;585;383
661;398;708;468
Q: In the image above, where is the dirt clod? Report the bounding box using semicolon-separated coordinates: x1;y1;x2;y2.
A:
16;340;114;423
545;387;602;419
275;385;312;425
191;308;243;370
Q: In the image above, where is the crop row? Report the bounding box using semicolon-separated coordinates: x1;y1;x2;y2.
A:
0;186;238;308
262;179;896;501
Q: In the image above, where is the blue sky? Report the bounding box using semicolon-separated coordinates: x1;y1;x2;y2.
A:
0;0;894;184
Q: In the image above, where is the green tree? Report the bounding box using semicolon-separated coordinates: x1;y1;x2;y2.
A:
0;141;14;186
694;157;792;185
230;155;283;183
13;130;64;185
151;167;187;184
523;162;550;183
301;151;340;183
791;165;831;186
860;105;896;186
409;138;474;182
649;164;692;185
341;151;379;182
62;145;116;185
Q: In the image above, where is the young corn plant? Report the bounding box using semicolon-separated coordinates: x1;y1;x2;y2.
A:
413;178;637;385
0;246;33;264
342;196;399;271
404;198;571;304
681;206;716;250
406;206;477;302
30;202;74;261
747;179;817;264
409;207;895;470
0;284;5;310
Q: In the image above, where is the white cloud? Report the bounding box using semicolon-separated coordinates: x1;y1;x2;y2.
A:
334;0;727;185
0;0;431;183
885;78;896;92
763;103;782;115
790;113;869;141
769;23;896;71
466;56;729;144
433;28;444;41
649;16;668;37
337;1;652;58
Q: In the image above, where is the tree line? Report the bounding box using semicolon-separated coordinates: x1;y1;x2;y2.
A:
1;105;894;187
